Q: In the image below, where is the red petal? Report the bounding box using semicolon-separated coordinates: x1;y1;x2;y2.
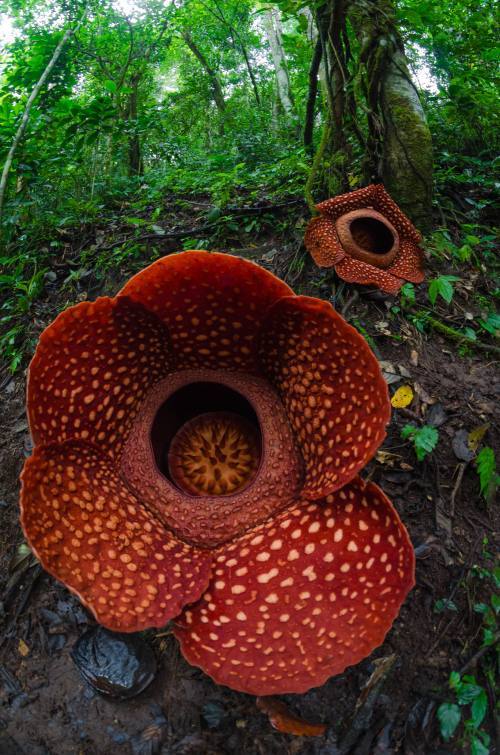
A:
259;296;390;498
20;442;212;632
371;185;422;244
304;216;345;267
316;185;381;221
334;255;404;294
174;478;415;695
120;251;293;371
388;239;425;283
28;297;173;458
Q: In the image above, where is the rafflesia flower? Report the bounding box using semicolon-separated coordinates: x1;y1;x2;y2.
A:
20;250;415;695
304;184;425;294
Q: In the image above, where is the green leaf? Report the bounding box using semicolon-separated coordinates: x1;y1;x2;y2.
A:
428;275;460;306
437;703;461;741
476;447;498;502
470;690;488;728
401;424;416;440
456;681;483;704
434;598;458;613
471;733;490;755
123;216;145;226
401;424;439;460
474;602;489;614
103;79;117;93
478;312;500;335
400;282;416;305
449;671;461;690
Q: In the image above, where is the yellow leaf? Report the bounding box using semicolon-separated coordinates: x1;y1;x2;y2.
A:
391;385;414;408
18;639;29;657
468;423;490;453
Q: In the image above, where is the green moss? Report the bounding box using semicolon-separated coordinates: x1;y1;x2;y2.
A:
383;88;433;232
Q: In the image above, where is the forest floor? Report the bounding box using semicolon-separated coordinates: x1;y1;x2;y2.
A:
0;196;498;755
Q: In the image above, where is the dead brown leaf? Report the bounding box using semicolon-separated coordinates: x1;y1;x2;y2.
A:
256;697;327;737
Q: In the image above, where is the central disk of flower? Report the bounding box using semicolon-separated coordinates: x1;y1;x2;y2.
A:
168;412;260;496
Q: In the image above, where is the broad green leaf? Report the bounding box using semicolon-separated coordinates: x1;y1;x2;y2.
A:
476;447;498;501
437;703;461;741
470;690;488;728
103;79;117;93
471;733;490;755
428;276;460;306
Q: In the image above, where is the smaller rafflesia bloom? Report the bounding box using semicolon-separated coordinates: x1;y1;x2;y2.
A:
304;184;425;294
20;250;415;696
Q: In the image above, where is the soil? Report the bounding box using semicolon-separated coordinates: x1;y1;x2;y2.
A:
0;199;498;754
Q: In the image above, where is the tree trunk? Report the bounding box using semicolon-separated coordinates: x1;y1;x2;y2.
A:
304;36;322;155
0;10;86;225
314;0;351;195
262;8;298;130
237;38;261;106
298;6;328;96
127;74;143;176
182;31;226;133
349;0;433;229
209;0;261;106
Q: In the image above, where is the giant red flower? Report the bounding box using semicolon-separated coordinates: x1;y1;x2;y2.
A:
20;251;414;695
304;184;425;294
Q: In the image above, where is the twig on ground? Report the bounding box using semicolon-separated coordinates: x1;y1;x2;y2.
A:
410;308;500;357
450;462;467;518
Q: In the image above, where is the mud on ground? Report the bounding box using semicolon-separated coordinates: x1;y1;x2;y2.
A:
0;211;498;754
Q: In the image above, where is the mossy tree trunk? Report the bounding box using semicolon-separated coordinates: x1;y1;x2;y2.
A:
306;0;433;231
349;0;433;230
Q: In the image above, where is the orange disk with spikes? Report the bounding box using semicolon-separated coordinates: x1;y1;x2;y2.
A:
168;412;261;496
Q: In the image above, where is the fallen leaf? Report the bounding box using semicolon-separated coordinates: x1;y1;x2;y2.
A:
399;364;412;378
256;697;327;737
18;639;29;657
414;383;435;405
468;423;490;453
391;385;414;408
427;403;448;427
452;429;475;462
376;450;402;467
374;321;392;335
410;350;419;366
379;361;401;384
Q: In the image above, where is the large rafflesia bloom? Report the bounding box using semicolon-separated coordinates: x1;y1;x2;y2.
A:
20;251;415;695
304;184;425;294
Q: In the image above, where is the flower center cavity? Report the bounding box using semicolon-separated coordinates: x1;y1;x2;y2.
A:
150;380;262;497
335;209;399;268
350;217;395;254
